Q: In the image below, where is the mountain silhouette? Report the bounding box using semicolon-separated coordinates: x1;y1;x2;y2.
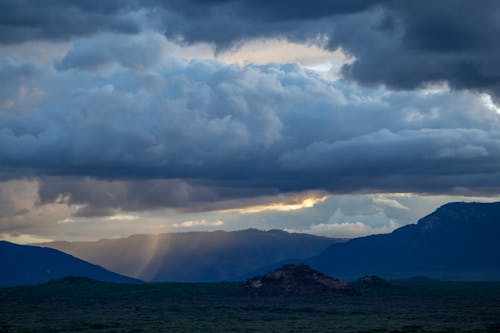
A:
38;229;341;282
0;241;140;286
306;202;500;280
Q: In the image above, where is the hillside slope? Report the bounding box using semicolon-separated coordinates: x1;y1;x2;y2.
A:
307;202;500;280
0;241;140;286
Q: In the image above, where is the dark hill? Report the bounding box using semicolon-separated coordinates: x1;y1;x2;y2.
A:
38;229;342;282
307;202;500;280
0;241;140;286
352;275;390;289
241;264;356;296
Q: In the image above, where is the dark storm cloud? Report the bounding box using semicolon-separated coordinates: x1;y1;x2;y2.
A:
0;0;379;44
337;1;500;101
158;0;382;20
154;0;500;99
0;0;140;44
1;48;500;205
2;1;500;98
2;1;500;223
36;176;285;217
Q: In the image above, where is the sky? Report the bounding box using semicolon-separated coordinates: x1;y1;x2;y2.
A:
1;0;500;243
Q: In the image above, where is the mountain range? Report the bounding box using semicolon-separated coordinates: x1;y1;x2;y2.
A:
3;201;500;285
38;229;341;282
0;241;139;286
306;202;500;280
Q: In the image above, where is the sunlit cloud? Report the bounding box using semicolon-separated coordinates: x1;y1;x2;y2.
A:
0;233;54;244
172;219;224;228
172;38;349;70
372;195;409;210
106;214;141;221
222;195;328;214
481;93;500;114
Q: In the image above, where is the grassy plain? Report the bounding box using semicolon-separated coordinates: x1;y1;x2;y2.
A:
1;278;499;333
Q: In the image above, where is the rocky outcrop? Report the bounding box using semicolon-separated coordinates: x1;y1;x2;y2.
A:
241;264;356;296
352;275;390;289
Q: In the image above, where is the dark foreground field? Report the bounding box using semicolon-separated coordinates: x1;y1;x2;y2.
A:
1;278;500;333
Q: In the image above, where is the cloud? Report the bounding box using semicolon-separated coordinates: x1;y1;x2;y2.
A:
2;3;500;240
0;46;500;201
287;221;397;238
4;187;500;241
37;177;269;217
158;0;500;99
209;39;348;70
172;219;224;228
279;128;500;193
55;32;172;71
286;207;400;238
219;193;328;214
0;31;500;234
0;0;141;44
0;179;73;232
335;1;500;101
2;1;500;99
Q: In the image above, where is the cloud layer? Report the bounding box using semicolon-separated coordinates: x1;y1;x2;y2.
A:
1;39;499;190
2;1;500;98
1;2;500;239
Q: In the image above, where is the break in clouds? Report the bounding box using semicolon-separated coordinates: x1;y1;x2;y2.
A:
1;0;500;238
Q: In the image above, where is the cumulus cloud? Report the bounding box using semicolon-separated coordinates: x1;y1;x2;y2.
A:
161;0;500;99
0;42;500;204
285;201;408;238
55;32;173;71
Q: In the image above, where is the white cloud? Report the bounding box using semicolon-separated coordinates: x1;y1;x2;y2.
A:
172;219;224;228
220;193;328;214
287;221;398;238
372;195;409;210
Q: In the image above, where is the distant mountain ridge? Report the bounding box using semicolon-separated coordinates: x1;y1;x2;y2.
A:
39;229;342;282
16;202;500;283
0;241;140;286
306;202;500;280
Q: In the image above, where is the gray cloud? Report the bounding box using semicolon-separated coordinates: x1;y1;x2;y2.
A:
37;177;275;217
160;0;500;99
55;33;172;71
336;1;500;102
1;1;500;98
0;0;140;44
0;179;72;232
1;36;500;211
2;2;500;239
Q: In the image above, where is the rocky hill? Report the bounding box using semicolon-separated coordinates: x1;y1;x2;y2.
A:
241;264;356;296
